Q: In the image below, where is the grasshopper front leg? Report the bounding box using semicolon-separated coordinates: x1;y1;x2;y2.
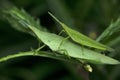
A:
32;45;46;55
58;30;65;36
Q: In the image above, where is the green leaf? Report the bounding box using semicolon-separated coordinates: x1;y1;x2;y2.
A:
97;17;120;42
1;6;47;34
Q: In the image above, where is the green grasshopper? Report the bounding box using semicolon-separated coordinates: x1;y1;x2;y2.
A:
19;21;119;65
4;6;119;64
48;12;114;52
2;6;120;73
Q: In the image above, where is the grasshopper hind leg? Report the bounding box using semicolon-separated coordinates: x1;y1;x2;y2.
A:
58;36;70;49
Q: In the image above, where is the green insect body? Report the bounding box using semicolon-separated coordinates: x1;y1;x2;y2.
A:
23;23;119;64
48;12;114;52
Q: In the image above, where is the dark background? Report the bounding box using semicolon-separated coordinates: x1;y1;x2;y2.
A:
0;0;120;80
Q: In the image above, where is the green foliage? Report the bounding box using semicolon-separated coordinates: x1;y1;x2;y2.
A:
0;6;119;65
1;6;46;36
0;0;120;80
97;17;120;42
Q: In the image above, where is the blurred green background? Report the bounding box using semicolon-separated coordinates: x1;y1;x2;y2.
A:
0;0;120;80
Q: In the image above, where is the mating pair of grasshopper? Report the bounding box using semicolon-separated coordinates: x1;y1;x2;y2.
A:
5;7;119;72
